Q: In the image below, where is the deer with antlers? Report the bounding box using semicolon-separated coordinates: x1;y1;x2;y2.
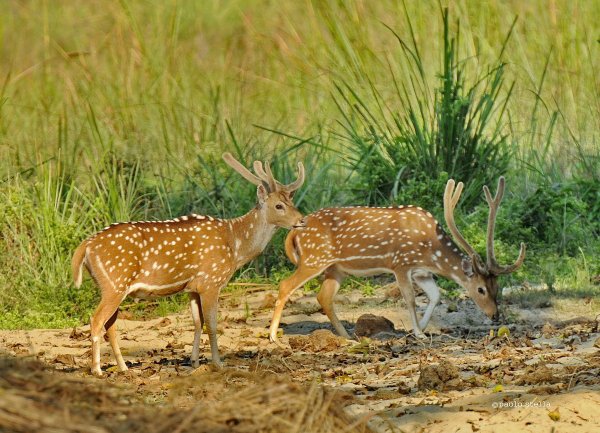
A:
72;153;305;376
269;177;525;343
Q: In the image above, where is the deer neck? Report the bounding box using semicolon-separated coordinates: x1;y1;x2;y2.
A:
429;235;471;286
228;205;277;268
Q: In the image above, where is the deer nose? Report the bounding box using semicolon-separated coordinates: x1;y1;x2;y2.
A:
293;218;307;229
491;311;501;323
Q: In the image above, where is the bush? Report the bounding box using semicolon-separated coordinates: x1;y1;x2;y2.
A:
335;7;513;209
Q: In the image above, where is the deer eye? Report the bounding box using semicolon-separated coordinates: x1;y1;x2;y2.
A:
478;287;486;295
275;204;284;210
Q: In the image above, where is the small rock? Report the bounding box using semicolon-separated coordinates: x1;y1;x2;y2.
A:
555;356;586;367
532;337;565;349
354;314;395;338
398;382;412;395
336;295;352;305
390;344;408;355
288;329;344;352
259;293;277;310
564;335;582;346
158;317;171;327
54;354;76;365
69;327;88;341
418;360;460;391
515;366;562;385
541;322;556;337
371;331;398;341
384;285;401;299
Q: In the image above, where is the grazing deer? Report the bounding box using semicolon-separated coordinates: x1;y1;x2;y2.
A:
269;177;525;343
72;153;305;376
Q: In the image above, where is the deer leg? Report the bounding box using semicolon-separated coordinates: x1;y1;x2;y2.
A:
189;292;204;368
269;265;324;345
412;272;441;331
104;310;128;372
316;268;350;339
199;288;222;368
90;293;126;376
394;270;426;339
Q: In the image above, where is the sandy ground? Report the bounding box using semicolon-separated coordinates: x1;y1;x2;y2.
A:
1;285;599;432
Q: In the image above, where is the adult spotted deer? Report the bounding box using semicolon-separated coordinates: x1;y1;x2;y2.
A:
269;177;525;344
72;153;305;375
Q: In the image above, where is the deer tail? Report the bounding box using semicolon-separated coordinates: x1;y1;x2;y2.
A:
284;230;301;266
72;241;88;288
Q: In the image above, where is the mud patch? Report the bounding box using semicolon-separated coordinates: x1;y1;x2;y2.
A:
289;329;346;352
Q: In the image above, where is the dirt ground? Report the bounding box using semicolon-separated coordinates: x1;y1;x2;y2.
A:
1;285;599;432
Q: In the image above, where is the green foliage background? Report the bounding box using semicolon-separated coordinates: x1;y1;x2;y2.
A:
0;0;598;328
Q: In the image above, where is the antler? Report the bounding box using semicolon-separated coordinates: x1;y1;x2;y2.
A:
223;153;305;194
253;160;278;192
444;179;487;274
253;159;305;193
483;177;526;275
222;153;267;188
282;162;305;193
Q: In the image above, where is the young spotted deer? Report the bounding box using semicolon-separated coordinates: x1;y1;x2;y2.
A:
72;153;305;375
269;177;526;343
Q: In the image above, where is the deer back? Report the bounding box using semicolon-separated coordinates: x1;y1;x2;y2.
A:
286;206;467;277
82;214;235;298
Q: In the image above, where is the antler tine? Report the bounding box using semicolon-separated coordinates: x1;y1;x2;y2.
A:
483;176;504;272
264;161;282;192
222;152;263;186
253;160;277;192
483;177;527;275
444;179;487;273
283;162;305;193
495;242;527;274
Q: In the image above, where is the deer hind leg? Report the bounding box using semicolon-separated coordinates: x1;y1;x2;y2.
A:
104;310;128;372
189;292;204;368
317;268;350;339
411;271;441;331
393;269;426;339
90;291;126;376
199;287;222;368
269;264;325;345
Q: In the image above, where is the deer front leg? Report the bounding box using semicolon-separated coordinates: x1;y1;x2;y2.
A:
394;269;426;339
269;264;324;346
411;272;441;331
199;287;222;368
316;268;350;339
189;292;204;368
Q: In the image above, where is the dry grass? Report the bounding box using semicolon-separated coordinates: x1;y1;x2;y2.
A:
0;355;374;433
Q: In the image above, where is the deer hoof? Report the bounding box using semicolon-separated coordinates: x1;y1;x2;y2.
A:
413;331;428;340
269;336;287;349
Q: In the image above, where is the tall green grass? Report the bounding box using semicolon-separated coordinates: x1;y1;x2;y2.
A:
0;0;598;328
332;7;515;208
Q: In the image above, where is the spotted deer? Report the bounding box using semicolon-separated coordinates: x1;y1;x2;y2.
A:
72;153;305;375
269;177;526;344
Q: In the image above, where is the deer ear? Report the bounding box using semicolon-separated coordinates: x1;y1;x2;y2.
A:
257;184;268;204
461;258;474;277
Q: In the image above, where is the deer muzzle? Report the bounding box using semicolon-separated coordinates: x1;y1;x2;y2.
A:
292;217;307;229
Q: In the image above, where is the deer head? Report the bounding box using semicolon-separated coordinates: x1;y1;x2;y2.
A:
222;152;305;229
444;177;526;321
